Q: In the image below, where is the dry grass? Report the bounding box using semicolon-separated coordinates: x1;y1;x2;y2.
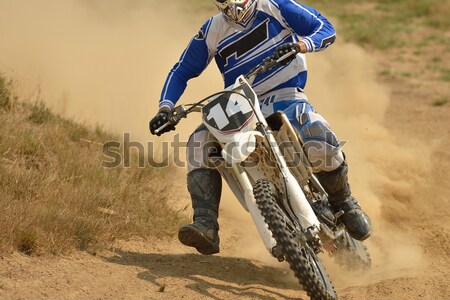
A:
0;74;187;255
0;73;12;110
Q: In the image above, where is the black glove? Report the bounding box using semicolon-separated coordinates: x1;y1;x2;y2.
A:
149;110;176;136
274;42;301;65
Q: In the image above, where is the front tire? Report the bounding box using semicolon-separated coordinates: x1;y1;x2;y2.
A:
254;179;337;300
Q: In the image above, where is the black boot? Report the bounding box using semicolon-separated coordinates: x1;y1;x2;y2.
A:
178;169;222;255
315;161;372;241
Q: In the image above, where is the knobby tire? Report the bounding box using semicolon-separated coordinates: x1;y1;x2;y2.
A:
254;179;337;300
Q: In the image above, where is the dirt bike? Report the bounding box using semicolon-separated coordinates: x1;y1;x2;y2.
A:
155;50;371;300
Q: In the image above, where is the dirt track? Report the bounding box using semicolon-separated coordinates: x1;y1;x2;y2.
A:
0;97;449;300
1;1;449;299
1;144;449;300
1;89;449;299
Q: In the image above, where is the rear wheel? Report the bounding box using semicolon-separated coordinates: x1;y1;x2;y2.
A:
254;179;337;300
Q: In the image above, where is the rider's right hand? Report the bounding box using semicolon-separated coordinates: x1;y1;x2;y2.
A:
149;109;176;136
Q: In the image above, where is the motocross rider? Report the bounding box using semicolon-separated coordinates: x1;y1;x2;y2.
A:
150;0;372;255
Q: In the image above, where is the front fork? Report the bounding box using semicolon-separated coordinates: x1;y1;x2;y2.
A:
228;142;321;254
230;163;277;253
264;129;321;232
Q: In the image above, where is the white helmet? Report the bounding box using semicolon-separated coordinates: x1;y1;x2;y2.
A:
214;0;258;28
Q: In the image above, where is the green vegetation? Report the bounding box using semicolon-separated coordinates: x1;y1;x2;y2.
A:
28;102;54;124
432;97;448;107
441;69;450;82
299;0;449;91
303;0;450;49
379;69;391;77
0;73;187;255
0;73;12;109
400;71;413;78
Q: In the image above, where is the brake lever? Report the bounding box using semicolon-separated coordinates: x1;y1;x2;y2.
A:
154;122;171;135
275;49;299;64
154;105;188;135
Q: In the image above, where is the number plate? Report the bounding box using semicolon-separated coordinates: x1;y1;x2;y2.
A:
202;90;255;134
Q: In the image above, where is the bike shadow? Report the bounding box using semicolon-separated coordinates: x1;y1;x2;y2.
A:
103;248;306;300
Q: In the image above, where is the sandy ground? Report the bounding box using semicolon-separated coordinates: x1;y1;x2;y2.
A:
0;69;449;300
1;1;449;299
0;141;449;300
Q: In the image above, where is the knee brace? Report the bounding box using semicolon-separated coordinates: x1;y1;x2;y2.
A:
186;125;221;172
297;111;344;172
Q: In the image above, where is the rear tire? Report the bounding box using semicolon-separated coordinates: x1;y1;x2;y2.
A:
254;179;337;300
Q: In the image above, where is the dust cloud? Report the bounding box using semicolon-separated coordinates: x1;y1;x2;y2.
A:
0;0;429;289
0;0;220;141
305;43;430;287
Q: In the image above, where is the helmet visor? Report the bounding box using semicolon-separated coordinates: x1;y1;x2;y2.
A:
215;0;256;24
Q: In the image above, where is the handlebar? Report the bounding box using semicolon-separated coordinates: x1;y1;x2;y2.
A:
153;49;299;134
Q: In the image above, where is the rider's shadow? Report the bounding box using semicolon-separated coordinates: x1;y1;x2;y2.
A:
104;249;305;300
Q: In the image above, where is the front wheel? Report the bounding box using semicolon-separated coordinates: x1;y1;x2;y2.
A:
254;179;337;300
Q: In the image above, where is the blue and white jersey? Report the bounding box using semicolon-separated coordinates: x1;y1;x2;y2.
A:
159;0;336;114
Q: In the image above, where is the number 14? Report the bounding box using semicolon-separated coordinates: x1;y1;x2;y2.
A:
206;94;253;130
